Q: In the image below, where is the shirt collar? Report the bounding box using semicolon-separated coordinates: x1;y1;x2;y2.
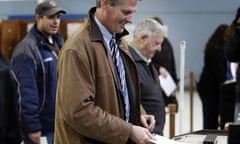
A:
128;43;151;65
94;16;113;45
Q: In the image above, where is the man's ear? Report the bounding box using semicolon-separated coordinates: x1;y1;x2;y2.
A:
35;14;42;21
140;34;149;44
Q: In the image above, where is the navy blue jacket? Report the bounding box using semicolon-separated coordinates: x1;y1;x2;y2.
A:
11;24;64;133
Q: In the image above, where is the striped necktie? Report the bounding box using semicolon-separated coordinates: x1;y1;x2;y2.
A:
109;36;130;121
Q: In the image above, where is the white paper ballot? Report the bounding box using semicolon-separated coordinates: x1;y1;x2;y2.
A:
159;73;177;97
150;134;186;144
20;137;48;144
40;136;48;144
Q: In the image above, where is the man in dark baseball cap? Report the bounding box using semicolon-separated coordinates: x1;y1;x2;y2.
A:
35;0;67;16
11;1;67;144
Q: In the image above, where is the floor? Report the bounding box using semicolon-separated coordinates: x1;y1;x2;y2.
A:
163;90;203;138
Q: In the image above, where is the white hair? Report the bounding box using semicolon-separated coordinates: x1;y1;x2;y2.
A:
132;18;165;39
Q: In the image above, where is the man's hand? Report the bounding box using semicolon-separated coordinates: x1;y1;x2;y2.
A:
159;67;168;78
28;131;41;144
130;125;155;144
140;114;156;132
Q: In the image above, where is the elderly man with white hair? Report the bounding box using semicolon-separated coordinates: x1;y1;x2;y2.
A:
128;18;166;135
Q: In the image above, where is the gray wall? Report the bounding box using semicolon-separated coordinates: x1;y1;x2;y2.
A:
0;0;239;85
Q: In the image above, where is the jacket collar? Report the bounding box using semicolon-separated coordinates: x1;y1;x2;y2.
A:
30;24;64;49
128;44;151;65
88;7;135;64
88;7;129;43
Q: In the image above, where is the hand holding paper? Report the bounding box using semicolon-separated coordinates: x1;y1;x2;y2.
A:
159;72;177;97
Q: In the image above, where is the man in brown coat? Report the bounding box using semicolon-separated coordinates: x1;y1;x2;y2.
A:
54;0;155;144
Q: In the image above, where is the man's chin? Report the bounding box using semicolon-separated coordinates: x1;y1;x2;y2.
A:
116;28;124;33
115;26;125;33
49;31;58;35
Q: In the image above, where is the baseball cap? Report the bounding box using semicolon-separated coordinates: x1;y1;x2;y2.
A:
35;1;67;16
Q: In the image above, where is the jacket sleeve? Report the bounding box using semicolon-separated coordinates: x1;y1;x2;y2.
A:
211;48;227;84
11;52;41;133
6;71;23;143
0;52;22;143
225;27;240;62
